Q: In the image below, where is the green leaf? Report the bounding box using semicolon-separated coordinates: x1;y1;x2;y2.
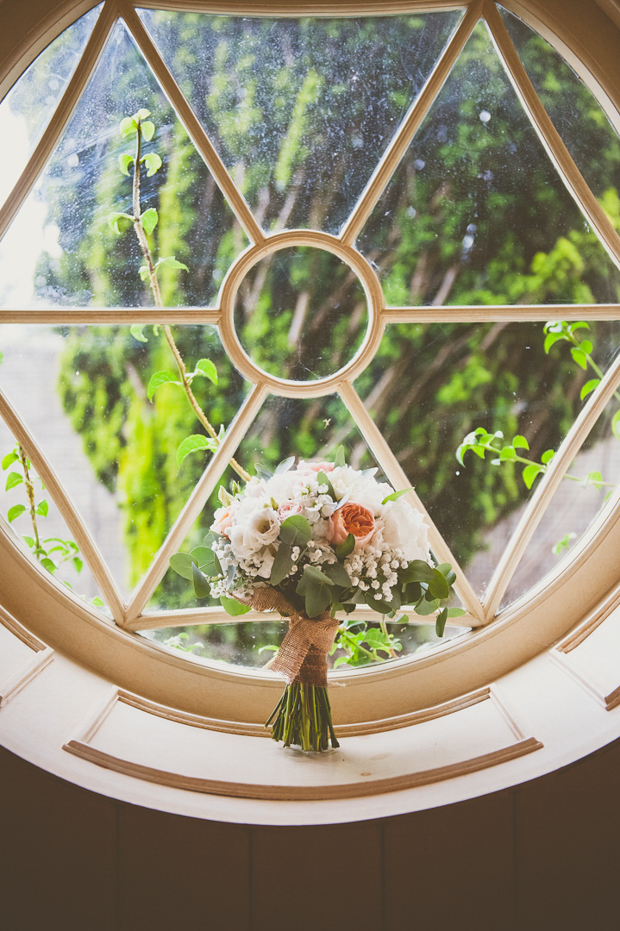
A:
270;543;294;585
435;607;448;638
119;116;137;137
72;557;83;574
190;546;222;576
279;514;312;546
169;552;198;580
414;597;439;616
36;499;48;516
274;456;295;474
220;595;251;616
612;409;620;439
40;557;57;574
322;561;351;588
141;207;158;236
140;120;155;141
158;256;189;272
541;449;555;464
447;608;466;618
544;331;566;354
579;339;593;355
91;597;105;608
382;487;412;505
147;371;180;401
5;471;23;490
305;583;332;618
109;212;134;234
194;358;218;385
499;446;516;461
585;470;604;490
334;532;355;560
522;463;542;489
22;535;34;548
334;445;346;467
130;324;148;343
177;434;217;466
553;532;577;555
580;378;600;400
192;563;211;598
401;560;434;583
135;108;151;121
142;151;162;177
428;568;450;600
2;451;18;470
512;435;529;450
7;504;26;522
254;463;272;481
571;347;588;370
118;153;134;176
316;471;336;499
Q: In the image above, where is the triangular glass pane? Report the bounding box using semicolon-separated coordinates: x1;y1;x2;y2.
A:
357;21;620;306
0;4;103;209
0;21;247;309
499;6;620;225
0;360;107;610
137;7;462;234
354;319;620;596
145;393;468;667
0;323;251;600
501;392;620;609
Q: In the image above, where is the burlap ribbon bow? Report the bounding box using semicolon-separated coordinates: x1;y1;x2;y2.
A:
237;588;339;687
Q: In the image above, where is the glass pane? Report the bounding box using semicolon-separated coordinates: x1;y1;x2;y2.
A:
138;8;462;233
145;393;467;668
354;319;620;595
500;5;620;225
234;246;367;381
0;22;246;309
0;323;250;599
0;4;102;207
0;328;107;607
502;394;620;608
357;21;620;306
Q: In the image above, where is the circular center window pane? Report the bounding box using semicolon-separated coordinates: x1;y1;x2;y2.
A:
233;246;368;382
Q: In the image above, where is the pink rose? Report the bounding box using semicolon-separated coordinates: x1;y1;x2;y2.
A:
277;500;303;522
300;460;335;473
329;501;375;549
212;508;233;538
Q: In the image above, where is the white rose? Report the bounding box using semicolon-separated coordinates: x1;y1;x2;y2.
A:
380;499;430;562
255;548;275;579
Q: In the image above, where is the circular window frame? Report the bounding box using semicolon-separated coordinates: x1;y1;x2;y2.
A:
1;0;620;736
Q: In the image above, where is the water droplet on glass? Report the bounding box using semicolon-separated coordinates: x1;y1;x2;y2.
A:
479;109;491;123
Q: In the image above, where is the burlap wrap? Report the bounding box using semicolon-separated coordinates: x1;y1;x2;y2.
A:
237;589;338;687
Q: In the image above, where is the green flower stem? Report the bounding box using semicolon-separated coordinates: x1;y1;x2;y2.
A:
18;444;41;554
339;628;377;660
476;440;614;488
130;117;250;483
267;683;339;751
379;615;398;657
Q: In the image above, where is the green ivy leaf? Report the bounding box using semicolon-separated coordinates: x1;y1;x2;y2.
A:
512;435;529;450
381;487;412;505
7;504;26;522
119;116;138;137
147;371;180;401
571;347;588;370
194;358;218;385
36;500;48;516
141;207;158;236
142;151;162;177
522;463;542;489
499;446;516;461
118;153;134;176
5;471;23;491
541;449;556;464
130;324;148;343
220;595;251;616
157;256;189;272
279;514;312;546
140;120;155;142
580;378;600;400
109;212;134;234
177;434;218;466
2;451;18;470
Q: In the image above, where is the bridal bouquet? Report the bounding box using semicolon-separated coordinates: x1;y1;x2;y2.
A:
170;449;457;751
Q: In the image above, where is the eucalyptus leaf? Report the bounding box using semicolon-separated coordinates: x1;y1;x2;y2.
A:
192;563;210;598
322;561;351;588
169;552;198;580
274;456;295;474
270;543;294;585
220;595;251;616
279;514;312;546
435;607;448;638
401;560;434;583
334;532;355;560
334;445;346;467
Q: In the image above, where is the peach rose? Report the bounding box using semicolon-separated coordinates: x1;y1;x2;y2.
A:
329;501;375;549
300;460;335;473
